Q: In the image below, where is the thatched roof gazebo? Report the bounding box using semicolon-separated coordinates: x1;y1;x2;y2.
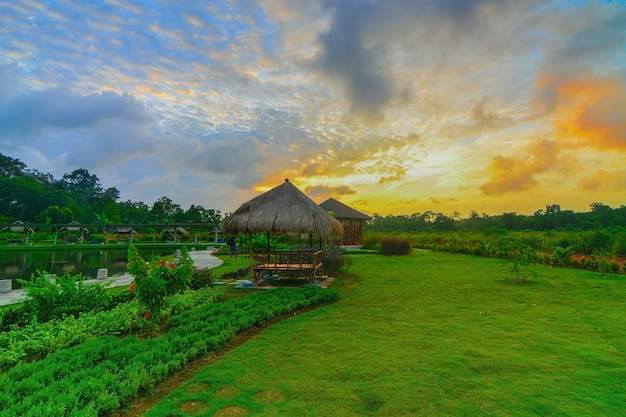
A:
222;179;343;281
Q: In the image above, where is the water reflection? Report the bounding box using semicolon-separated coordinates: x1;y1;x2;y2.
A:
0;248;173;284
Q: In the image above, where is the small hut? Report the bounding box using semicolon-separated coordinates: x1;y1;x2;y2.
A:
112;226;137;243
162;226;189;243
1;221;35;244
58;221;89;244
319;198;371;246
222;179;343;281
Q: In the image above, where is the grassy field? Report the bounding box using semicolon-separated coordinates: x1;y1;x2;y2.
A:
137;250;625;416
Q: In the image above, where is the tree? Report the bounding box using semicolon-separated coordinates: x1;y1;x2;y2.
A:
151;196;183;223
0;153;27;178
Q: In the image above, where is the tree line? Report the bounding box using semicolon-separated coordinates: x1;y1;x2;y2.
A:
367;202;626;232
0;153;223;227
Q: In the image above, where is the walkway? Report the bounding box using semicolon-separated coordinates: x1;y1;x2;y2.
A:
0;250;223;307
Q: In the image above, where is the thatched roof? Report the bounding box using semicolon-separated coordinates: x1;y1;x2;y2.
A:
59;221;89;234
113;226;136;234
223;179;344;237
319;198;372;220
1;221;35;233
163;226;189;235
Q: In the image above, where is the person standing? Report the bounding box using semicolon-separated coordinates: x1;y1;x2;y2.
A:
227;235;238;260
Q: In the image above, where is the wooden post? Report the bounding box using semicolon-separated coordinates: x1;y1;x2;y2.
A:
249;234;254;280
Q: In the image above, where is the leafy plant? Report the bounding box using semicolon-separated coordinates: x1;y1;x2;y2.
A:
322;244;352;275
504;241;538;283
551;245;575;267
127;246;194;320
190;268;215;289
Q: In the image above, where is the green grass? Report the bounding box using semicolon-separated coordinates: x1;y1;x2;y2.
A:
136;250;626;416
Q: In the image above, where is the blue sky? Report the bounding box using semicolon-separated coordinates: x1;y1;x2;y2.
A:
1;0;625;216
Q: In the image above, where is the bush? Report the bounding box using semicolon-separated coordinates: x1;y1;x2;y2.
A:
12;270;112;326
380;238;411;255
190;268;214;289
127;246;194;320
322;245;352;276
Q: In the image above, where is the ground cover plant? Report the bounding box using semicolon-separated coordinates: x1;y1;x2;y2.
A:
142;250;626;416
0;287;338;416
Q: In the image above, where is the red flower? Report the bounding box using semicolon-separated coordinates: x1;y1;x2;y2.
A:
128;283;137;292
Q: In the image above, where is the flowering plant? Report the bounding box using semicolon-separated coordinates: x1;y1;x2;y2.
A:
127;246;194;320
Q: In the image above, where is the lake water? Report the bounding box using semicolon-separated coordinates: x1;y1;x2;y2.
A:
0;248;174;284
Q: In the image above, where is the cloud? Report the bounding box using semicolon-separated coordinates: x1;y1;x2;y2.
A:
471;96;513;129
0;88;152;138
379;168;406;184
552;76;626;151
479;139;561;195
575;169;626;192
186;134;277;189
304;184;356;202
312;0;524;121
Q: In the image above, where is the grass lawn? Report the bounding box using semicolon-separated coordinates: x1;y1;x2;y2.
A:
136;250;626;416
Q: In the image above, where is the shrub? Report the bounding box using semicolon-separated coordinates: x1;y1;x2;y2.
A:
322;245;352;276
14;270;112;325
190;268;214;289
127;246;194;320
380;238;411;255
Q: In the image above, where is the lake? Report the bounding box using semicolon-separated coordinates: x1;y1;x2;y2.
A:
0;247;175;284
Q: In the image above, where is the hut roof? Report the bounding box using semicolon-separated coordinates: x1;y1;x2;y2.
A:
0;221;35;233
59;221;89;234
319;198;372;220
164;226;189;235
223;179;343;236
113;226;137;234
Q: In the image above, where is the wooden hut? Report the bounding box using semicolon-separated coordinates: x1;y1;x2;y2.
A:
58;221;89;244
162;226;190;243
222;179;343;281
319;198;371;246
1;221;35;244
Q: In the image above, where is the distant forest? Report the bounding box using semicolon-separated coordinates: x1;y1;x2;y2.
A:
0;153;222;227
1;153;624;232
367;202;626;232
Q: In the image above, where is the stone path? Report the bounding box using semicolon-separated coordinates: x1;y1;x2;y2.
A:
0;250;223;307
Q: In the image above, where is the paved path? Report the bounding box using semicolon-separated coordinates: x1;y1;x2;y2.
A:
0;250;223;307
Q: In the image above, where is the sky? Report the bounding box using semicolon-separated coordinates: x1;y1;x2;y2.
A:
1;0;625;218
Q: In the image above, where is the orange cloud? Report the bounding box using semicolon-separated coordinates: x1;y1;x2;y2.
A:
537;74;626;150
575;169;626;192
305;185;356;202
480;139;560;195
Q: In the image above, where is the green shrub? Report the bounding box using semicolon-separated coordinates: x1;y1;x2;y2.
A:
380;238;411;255
322;245;352;276
15;270;111;325
190;268;214;289
127;246;194;319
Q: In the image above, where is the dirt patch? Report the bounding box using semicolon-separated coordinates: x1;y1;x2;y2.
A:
213;386;240;399
184;381;211;394
253;389;285;404
214;405;248;417
179;400;210;415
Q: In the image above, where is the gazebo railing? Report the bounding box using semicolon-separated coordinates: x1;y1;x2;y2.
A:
253;249;324;280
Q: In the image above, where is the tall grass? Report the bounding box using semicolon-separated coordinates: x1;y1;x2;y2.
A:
141;251;626;416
